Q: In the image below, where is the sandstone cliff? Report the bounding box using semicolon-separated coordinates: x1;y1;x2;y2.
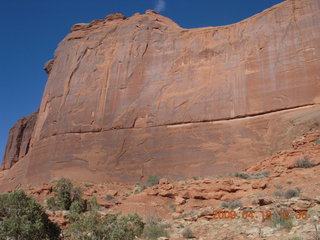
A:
1;111;38;170
1;0;319;190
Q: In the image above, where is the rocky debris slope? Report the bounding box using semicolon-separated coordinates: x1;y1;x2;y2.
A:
14;130;320;239
1;0;320;190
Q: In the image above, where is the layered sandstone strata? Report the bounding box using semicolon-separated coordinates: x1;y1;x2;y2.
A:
1;0;319;190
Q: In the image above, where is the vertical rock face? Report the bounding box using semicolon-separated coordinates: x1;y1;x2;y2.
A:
1;111;38;170
1;0;320;189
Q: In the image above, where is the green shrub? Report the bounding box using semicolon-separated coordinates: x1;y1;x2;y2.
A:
47;178;88;211
0;190;61;240
295;156;315;168
169;204;177;212
47;178;73;210
233;171;270;179
233;172;250;179
181;210;197;219
106;194;115;202
55;178;73;210
182;227;195;238
314;137;320;145
274;190;284;198
72;187;83;202
220;200;243;209
288;237;303;240
146;175;162;187
134;183;147;194
68;199;87;222
46;196;60;211
66;212;144;240
284;188;300;199
70;199;87;214
142;217;169;240
87;196;99;211
270;208;293;230
133;176;162;195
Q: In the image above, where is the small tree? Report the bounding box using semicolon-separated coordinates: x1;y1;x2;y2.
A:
0;190;61;240
47;178;86;211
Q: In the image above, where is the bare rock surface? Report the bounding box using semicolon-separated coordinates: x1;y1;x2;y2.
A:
1;111;38;170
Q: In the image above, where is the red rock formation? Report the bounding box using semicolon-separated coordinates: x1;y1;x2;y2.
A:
1;111;38;170
1;0;320;190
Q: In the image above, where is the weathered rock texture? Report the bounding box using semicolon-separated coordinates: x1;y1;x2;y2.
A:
1;0;320;190
1;111;38;170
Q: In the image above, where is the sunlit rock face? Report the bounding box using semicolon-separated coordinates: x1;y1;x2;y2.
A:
1;0;320;190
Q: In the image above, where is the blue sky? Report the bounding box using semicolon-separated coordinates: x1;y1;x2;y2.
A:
0;0;284;164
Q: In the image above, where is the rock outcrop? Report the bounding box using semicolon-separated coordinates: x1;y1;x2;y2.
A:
1;0;320;190
1;111;38;170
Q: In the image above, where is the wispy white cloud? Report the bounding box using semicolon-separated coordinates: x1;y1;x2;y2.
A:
154;0;166;12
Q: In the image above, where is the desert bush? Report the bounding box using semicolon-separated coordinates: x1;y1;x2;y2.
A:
284;188;300;199
192;176;201;180
47;178;73;210
315;137;320;145
288;237;303;240
274;190;284;198
133;176;162;195
46;196;60;211
146;175;162;187
251;199;259;205
72;187;83;202
295;156;315;168
270;208;293;230
142;217;169;240
70;199;87;214
220;200;243;209
87;196;99;211
233;171;270;179
134;183;147;194
169;204;177;212
54;178;73;209
181;210;197;219
68;199;87;222
106;194;115;202
47;178;89;212
233;172;250;179
66;211;104;240
66;212;144;240
182;227;195;238
0;190;61;240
